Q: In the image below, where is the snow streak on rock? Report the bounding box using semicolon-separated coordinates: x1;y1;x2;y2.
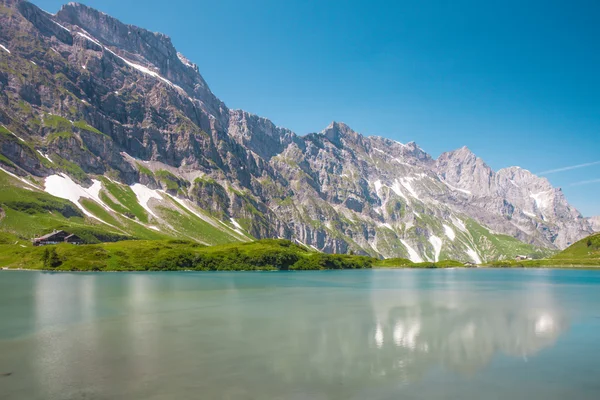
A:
400;239;423;263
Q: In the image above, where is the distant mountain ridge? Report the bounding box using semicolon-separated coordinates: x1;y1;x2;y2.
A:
589;216;600;232
0;1;594;262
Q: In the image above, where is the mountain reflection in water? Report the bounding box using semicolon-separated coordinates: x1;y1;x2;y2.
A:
369;289;564;379
0;270;586;400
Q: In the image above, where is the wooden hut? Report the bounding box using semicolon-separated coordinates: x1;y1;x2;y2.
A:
32;230;84;246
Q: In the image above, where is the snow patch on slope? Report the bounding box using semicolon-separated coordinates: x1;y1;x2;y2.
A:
450;216;468;233
373;177;422;204
76;32;102;47
442;180;472;195
373;179;383;197
399;177;419;200
443;224;456;241
76;32;185;93
465;246;482;264
177;52;194;68
530;190;552;210
379;222;393;230
429;235;442;262
0;44;10;54
51;19;71;32
230;218;243;230
120;56;184;91
390;180;410;203
1;125;25;142
400;239;423;263
167;193;249;241
37;151;53;163
44;174;116;227
130;183;163;219
370;239;381;256
169;195;205;220
228;218;250;238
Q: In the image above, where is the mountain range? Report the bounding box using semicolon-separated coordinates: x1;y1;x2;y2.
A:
0;0;596;263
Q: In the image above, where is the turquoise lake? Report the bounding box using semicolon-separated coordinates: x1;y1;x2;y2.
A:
1;269;600;399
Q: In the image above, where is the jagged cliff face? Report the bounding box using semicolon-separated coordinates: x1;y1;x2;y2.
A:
0;1;594;261
435;150;590;249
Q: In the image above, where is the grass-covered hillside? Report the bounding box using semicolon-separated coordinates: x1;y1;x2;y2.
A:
553;233;600;261
0;239;373;271
0;169;250;246
488;233;600;268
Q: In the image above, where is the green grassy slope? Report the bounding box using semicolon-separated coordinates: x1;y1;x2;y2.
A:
0;169;250;245
553;233;600;261
488;233;600;267
465;219;555;260
0;170;129;243
0;239;373;271
99;177;149;223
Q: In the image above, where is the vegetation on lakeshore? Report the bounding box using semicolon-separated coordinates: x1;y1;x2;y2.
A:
374;258;467;268
0;239;374;271
2;232;598;272
486;232;600;268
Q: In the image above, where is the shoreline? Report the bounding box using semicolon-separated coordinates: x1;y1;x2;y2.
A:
3;265;600;272
2;239;597;272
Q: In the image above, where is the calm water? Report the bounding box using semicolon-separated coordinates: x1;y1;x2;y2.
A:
1;269;600;399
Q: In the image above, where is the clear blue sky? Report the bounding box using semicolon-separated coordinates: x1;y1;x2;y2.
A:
35;0;600;216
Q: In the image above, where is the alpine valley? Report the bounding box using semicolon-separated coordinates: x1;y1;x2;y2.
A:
0;0;596;263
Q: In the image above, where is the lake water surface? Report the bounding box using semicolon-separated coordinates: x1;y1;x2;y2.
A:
1;269;600;399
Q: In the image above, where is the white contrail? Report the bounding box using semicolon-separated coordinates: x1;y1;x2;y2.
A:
569;178;600;187
537;160;600;175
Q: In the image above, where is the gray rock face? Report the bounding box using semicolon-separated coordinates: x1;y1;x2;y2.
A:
0;1;593;261
435;147;591;249
436;147;494;197
589;216;600;232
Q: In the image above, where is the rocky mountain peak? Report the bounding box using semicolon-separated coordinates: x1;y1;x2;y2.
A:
57;2;174;52
496;167;555;199
227;110;296;159
402;141;431;163
327;121;353;133
31;0;199;90
444;145;477;162
53;1;221;116
321;121;364;147
435;146;494;196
